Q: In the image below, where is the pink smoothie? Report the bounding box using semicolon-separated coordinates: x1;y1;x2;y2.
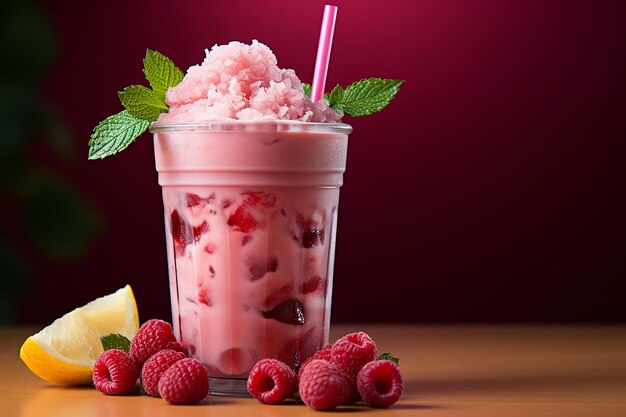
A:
153;122;349;386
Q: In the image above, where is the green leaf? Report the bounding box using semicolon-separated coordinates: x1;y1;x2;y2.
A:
293;390;303;403
88;110;149;160
100;334;131;353
302;83;312;97
328;84;344;107
301;83;331;102
143;49;184;96
376;352;400;366
118;85;168;122
338;78;404;117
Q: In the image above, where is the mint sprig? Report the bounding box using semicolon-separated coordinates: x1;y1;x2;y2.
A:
376;352;400;366
88;50;183;160
100;333;131;353
118;85;167;122
302;78;403;117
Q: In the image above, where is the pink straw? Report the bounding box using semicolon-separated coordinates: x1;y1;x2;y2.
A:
311;5;338;102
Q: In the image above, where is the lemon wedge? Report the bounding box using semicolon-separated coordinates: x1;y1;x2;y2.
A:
20;285;139;385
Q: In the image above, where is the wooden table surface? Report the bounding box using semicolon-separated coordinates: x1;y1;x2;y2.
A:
1;324;625;416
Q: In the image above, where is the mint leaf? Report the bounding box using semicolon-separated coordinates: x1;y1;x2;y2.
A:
100;333;131;352
88;110;149;160
376;352;400;366
328;84;344;107
88;50;183;160
118;85;168;122
143;49;184;96
293;390;303;403
302;83;312;97
336;78;403;117
302;83;330;101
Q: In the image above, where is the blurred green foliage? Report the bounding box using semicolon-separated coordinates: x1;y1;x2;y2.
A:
0;1;101;323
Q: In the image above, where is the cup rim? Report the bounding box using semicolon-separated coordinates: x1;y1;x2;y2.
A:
149;120;352;134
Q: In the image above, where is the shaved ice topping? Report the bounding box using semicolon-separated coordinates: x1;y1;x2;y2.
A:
158;40;341;123
88;41;402;160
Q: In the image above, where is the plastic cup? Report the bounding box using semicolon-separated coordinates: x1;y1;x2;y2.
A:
150;121;351;396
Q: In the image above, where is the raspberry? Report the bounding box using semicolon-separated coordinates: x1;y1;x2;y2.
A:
141;349;186;397
158;358;209;404
357;360;404;408
299;359;349;410
247;359;297;404
298;343;332;380
93;349;139;395
331;332;377;377
130;319;183;365
331;332;378;404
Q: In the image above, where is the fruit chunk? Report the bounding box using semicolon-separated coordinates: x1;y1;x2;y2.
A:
228;191;276;233
302;226;324;248
185;193;202;207
357;360;404;408
93;349;140;395
242;191;276;207
227;205;257;232
158;358;209;404
198;287;213;306
297;215;325;248
262;299;305;325
19;285;139;385
247;256;278;281
301;276;325;294
247;358;297;404
171;209;210;255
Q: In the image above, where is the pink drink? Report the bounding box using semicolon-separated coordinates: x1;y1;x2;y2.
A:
152;121;350;395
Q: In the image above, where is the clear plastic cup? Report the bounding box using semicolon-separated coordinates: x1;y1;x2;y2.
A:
150;121;351;396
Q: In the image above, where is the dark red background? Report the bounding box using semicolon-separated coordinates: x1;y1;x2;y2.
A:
23;0;626;323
